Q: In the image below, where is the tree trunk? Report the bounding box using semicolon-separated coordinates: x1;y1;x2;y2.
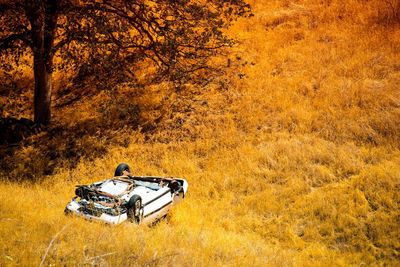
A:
33;52;52;125
26;0;58;125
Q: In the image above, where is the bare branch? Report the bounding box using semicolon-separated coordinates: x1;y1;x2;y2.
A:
0;32;31;50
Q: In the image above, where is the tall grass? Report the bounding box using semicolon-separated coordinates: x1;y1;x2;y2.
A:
1;0;399;266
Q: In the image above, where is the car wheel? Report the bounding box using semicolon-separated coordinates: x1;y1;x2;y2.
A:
64;207;72;215
169;180;181;193
127;195;142;224
114;163;131;176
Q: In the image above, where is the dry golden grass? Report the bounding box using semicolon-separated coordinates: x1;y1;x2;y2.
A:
1;0;400;266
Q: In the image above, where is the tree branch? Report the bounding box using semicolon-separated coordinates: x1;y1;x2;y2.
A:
0;32;31;50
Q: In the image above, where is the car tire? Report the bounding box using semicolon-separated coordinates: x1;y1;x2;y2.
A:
169;180;181;193
127;195;142;224
114;163;131;176
64;207;72;215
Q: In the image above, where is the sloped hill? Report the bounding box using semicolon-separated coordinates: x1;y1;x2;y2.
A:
0;0;399;266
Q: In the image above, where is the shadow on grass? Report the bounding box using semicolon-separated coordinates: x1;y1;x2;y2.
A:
0;113;141;182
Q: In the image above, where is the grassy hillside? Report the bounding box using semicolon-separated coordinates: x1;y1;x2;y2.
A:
1;0;399;266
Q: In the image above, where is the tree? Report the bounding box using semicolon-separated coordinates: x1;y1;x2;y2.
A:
0;0;251;125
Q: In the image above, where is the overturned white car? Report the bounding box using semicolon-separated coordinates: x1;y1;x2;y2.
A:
65;163;188;225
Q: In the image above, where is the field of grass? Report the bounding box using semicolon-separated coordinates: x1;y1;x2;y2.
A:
1;0;400;266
